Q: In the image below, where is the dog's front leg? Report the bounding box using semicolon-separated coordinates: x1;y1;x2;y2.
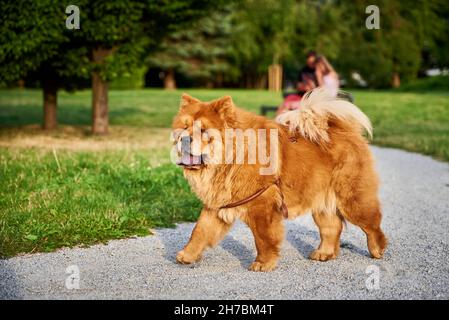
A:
245;202;284;272
176;208;233;264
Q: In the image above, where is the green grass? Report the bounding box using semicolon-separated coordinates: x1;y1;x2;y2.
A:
0;88;448;257
0;149;201;257
352;89;449;161
0;88;281;128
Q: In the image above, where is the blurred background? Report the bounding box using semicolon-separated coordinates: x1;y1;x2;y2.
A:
0;0;448;257
3;1;449;91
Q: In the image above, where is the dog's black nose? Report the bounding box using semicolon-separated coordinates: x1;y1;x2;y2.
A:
181;136;191;154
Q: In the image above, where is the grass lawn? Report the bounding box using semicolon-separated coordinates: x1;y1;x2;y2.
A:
0;88;448;257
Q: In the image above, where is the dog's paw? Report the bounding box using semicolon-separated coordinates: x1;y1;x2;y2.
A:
249;261;277;272
309;249;337;262
176;250;200;265
368;244;386;259
368;232;387;259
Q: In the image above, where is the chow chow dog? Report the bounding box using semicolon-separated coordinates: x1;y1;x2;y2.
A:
172;88;387;271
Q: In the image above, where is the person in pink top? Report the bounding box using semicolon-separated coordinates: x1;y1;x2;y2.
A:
315;55;340;97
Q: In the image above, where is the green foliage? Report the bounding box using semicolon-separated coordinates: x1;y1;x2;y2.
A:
396;75;449;92
78;0;229;82
1;0;447;89
109;67;147;90
229;0;302;84
148;6;237;84
337;0;446;87
0;0;225;88
0;1;74;85
207;0;449;88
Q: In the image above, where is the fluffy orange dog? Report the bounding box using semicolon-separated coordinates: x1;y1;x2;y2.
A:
172;88;387;272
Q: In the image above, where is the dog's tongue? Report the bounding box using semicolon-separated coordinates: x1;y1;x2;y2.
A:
181;154;201;165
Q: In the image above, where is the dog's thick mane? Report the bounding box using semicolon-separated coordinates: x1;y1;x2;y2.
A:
275;88;372;144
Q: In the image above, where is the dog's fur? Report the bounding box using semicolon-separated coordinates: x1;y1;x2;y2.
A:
172;88;387;271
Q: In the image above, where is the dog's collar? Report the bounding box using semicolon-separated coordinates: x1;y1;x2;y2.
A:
219;179;288;218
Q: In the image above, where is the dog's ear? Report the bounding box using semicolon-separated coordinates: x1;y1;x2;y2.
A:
212;95;234;114
211;96;235;126
180;93;201;110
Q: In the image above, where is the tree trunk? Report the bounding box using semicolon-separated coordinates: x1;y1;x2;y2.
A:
17;79;25;89
164;69;176;90
91;48;111;135
216;73;223;87
42;80;57;130
92;71;109;135
245;74;253;89
256;74;268;89
392;72;401;88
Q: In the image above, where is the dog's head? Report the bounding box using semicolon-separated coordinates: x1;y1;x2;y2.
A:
171;94;235;170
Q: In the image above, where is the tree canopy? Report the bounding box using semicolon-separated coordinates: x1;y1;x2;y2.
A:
1;0;448;94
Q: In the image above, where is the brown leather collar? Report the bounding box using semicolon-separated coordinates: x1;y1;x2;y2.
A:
219;179;289;218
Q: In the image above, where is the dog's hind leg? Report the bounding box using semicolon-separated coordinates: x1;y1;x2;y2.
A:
310;211;343;261
332;152;387;259
176;208;232;264
337;197;387;259
244;201;284;272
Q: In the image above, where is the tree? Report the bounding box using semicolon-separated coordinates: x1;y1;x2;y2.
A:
0;1;88;130
228;0;348;89
229;0;449;89
0;0;225;134
407;0;449;73
79;0;229;133
148;7;237;89
229;0;299;89
336;0;448;88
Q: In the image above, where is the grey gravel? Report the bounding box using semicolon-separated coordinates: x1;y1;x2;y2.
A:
1;146;449;300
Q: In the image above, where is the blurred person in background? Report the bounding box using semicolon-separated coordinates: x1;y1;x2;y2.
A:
277;50;318;115
315;55;339;97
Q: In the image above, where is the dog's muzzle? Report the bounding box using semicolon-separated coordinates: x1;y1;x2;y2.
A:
176;136;207;169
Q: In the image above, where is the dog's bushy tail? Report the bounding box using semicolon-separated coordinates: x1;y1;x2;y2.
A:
276;88;372;144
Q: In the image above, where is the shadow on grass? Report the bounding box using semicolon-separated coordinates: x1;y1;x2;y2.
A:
0;104;149;128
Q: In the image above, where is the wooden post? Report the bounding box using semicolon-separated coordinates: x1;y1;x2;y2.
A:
268;64;282;91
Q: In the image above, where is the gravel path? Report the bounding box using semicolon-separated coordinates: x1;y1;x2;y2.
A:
1;146;449;300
